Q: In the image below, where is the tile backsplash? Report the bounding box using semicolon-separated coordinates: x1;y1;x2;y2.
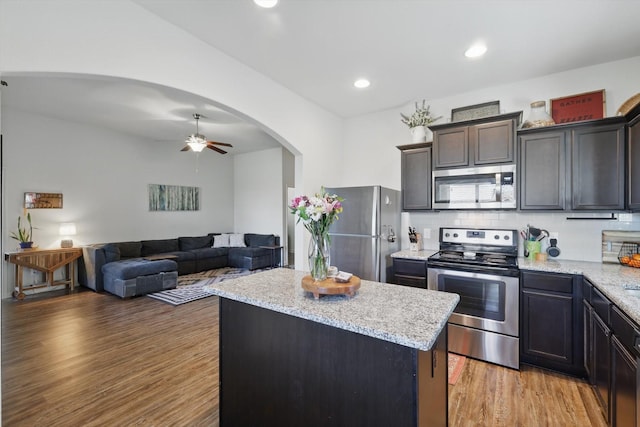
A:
403;211;640;263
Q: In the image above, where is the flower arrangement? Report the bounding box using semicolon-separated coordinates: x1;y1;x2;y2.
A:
289;187;344;280
289;188;344;236
400;99;442;128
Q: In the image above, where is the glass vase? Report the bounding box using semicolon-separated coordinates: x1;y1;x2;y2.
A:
308;233;330;281
522;100;555;128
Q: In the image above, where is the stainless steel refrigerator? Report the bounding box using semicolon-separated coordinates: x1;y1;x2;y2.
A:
324;186;400;283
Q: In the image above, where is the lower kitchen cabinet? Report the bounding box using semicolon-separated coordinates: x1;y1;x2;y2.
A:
583;279;638;427
392;258;427;289
520;270;584;376
592;311;611;422
612;334;637;427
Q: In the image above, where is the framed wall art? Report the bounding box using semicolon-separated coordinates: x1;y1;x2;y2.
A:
550;89;605;124
451;100;500;122
148;184;200;211
24;192;63;209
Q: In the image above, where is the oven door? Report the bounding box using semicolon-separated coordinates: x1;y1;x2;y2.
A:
427;267;518;337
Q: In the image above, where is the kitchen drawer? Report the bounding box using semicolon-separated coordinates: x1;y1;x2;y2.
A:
611;305;640;354
521;270;573;294
395;275;427;289
393;258;427;277
591;286;611;325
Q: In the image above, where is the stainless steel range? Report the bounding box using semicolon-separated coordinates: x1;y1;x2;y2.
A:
427;227;520;369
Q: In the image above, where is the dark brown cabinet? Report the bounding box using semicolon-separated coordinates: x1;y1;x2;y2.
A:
518;117;626;211
571;122;625;210
610;306;639;427
430;111;521;169
392;258;427;289
399;144;431;210
520;271;584;376
583;280;639;426
519;130;567;210
627;104;640;211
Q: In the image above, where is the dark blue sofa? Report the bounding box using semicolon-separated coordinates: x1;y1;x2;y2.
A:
79;233;281;294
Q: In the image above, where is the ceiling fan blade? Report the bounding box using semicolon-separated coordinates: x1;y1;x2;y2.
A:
180;145;191;151
207;141;233;147
207;145;227;154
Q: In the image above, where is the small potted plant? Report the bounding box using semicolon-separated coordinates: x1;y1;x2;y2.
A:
11;213;34;249
400;99;442;143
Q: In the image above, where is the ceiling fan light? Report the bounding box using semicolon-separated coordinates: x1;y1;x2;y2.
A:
254;0;278;8
187;140;207;152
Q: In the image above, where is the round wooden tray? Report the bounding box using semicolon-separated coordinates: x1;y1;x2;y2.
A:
301;275;361;299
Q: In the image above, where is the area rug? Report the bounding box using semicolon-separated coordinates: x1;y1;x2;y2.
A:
147;267;260;306
448;353;466;385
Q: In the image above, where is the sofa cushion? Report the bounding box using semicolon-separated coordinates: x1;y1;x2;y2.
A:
229;233;247;247
141;239;179;256
212;233;230;248
103;243;121;263
102;258;177;281
245;233;276;247
179;235;213;251
191;247;229;259
116;241;142;259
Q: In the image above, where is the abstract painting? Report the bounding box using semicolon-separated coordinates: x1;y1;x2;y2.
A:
148;184;200;211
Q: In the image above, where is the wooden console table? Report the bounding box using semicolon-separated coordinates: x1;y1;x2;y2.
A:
4;247;83;299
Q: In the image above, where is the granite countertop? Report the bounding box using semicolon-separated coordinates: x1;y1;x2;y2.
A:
391;249;438;260
203;268;459;351
519;258;640;326
391;249;640;325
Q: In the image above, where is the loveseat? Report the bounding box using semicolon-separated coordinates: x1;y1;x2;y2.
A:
79;233;281;297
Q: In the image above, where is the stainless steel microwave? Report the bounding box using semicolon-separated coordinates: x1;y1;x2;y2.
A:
432;164;516;210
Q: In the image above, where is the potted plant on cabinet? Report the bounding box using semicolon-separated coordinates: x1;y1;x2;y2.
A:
400;99;442;143
11;212;34;249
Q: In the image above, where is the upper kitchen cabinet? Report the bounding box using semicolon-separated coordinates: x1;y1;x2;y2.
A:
398;143;431;210
627;103;640;211
519;130;567;210
430;111;522;169
518;116;626;211
571;121;625;210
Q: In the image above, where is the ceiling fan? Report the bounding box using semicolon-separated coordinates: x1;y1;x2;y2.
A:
180;113;233;154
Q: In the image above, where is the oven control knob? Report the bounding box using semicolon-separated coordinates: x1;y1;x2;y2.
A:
444;232;450;237
453;233;458;238
504;235;510;240
494;235;500;240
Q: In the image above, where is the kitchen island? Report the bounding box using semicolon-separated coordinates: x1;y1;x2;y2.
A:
204;268;459;427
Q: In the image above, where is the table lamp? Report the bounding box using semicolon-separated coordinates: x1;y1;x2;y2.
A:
59;223;76;248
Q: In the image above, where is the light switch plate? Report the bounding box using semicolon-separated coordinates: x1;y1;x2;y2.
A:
423;228;431;239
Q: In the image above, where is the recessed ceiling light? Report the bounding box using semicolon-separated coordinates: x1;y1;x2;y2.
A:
254;0;278;8
465;43;487;58
354;78;370;89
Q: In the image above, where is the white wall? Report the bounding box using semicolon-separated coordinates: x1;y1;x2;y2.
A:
343;56;640;262
234;147;284;237
0;0;345;272
2;109;237;295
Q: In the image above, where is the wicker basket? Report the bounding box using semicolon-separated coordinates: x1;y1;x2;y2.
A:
618;242;640;267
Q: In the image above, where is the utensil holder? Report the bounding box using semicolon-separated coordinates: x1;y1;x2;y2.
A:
525;241;541;260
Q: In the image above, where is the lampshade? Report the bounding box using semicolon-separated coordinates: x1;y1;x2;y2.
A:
59;223;77;236
59;223;76;248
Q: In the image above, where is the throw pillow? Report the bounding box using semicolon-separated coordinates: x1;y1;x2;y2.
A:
212;233;230;248
229;233;247;247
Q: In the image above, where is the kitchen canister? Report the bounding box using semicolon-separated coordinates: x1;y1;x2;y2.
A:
525;240;541;260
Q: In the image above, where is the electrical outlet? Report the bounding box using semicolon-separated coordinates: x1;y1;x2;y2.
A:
423;228;431;239
549;232;559;240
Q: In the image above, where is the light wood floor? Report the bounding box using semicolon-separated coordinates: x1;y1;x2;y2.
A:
2;289;607;426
